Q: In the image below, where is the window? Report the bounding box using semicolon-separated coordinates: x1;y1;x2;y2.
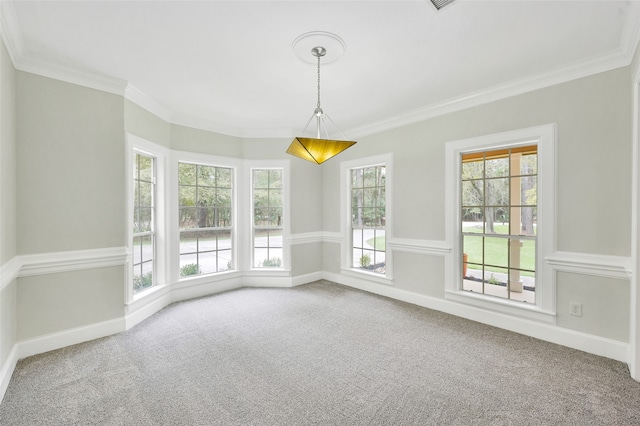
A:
178;162;233;277
252;169;283;268
132;152;155;293
341;153;393;281
351;165;386;273
445;124;556;322
461;146;537;303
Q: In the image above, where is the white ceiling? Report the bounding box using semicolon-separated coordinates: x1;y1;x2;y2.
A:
3;1;640;138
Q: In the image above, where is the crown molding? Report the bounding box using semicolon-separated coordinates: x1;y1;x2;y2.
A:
2;1;640;140
124;84;173;122
169;110;293;139
1;1;127;96
350;2;640;139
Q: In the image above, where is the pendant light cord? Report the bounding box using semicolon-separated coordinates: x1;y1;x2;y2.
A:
316;53;321;110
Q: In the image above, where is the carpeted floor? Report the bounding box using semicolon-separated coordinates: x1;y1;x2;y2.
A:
1;280;640;425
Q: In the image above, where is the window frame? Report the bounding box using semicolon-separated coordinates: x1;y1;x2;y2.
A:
132;151;156;294
445;124;556;323
127;135;169;303
175;154;238;280
248;161;290;271
340;153;394;283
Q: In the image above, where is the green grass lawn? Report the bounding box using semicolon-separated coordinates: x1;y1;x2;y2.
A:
463;224;535;276
366;236;386;251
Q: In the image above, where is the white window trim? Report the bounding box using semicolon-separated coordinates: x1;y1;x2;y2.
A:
171;150;242;282
126;134;170;304
444;124;557;323
246;160;291;272
340;153;394;283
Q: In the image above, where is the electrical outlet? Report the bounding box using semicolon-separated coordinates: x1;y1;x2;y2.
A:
569;302;582;317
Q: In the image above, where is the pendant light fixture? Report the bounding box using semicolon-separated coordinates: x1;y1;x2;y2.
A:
286;45;356;164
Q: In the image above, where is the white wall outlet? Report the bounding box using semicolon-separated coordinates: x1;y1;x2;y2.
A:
569;302;582;317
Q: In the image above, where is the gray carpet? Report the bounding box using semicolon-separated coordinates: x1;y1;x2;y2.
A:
1;280;640;425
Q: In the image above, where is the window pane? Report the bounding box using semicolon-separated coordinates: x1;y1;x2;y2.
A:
179;254;200;277
486;178;508;206
138;208;153;233
462;208;483;228
363;188;377;207
138;155;152;182
363;167;378;188
217;168;232;188
514;207;536;236
180;231;198;254
463;234;483;265
460;145;537;304
180;163;234;278
179;186;196;207
218;230;232;253
352;169;364;188
520;175;537;206
520;153;537;175
513;239;536;272
486;157;509;178
462;159;483;180
178;163;196;186
198;231;217;253
198;187;215;205
352;189;363;212
358;249;375;269
179;207;196;230
138;182;153;207
133;236;142;265
199;252;217;275
462;180;483;207
218;208;232;227
217;188;232;208
254;189;269;209
268;229;283;248
252;168;284;269
351;165;386;275
141;235;153;263
266;208;282;227
264;248;283;267
133;153;155;294
269;170;282;188
217;250;232;272
197;165;216;187
484;237;508;268
484;207;508;235
484;267;509;299
254;247;268;268
352;208;364;228
363;208;377;227
253;170;269;188
371;229;386;252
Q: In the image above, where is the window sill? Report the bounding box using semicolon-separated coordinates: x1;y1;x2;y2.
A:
341;268;394;286
445;289;556;324
245;269;291;277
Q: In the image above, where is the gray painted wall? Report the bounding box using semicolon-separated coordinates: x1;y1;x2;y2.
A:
322;66;632;341
0;55;633;353
17;72;126;254
15;72;127;341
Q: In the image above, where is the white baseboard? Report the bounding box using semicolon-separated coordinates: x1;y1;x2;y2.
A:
0;345;18;404
125;288;173;330
323;271;629;364
170;276;243;304
17;317;125;361
292;271;324;287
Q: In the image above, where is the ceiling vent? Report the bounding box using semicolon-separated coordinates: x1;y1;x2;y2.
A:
430;0;455;10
